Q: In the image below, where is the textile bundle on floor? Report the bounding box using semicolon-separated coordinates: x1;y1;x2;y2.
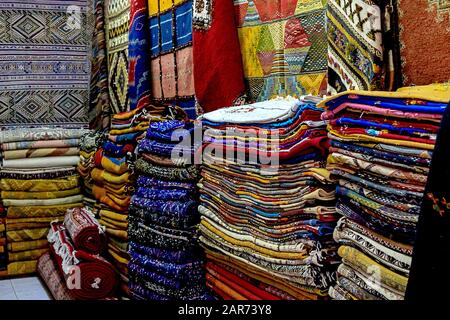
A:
128;118;210;300
0;127;88;277
233;0;328;102
199;97;340;300
47;220;118;300
64;207;106;255
92;105;162;296
321;84;450;300
78;130;105;211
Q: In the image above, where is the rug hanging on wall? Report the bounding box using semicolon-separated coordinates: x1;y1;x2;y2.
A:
105;0;131;114
148;0;197;119
0;1;93;127
398;0;450;86
233;0;328;102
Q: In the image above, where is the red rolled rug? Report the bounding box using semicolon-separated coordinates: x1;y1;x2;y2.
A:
64;207;106;254
48;221;118;300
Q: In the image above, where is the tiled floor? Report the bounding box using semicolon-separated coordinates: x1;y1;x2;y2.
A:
0;276;52;300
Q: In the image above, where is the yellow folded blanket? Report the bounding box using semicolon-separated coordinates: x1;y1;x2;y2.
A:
1;187;81;200
7;239;49;252
9;248;49;262
6;203;83;218
91;168;130;185
7;260;37;276
7;228;49;242
0;175;79;191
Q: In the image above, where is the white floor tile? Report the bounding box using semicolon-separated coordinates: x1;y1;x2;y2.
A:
3;276;52;300
0;280;18;300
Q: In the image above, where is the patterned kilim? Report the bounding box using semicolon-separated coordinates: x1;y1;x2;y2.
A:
398;0;450;86
105;0;131;114
0;0;93;126
327;0;385;93
148;0;197;119
233;0;328;102
89;0;111;129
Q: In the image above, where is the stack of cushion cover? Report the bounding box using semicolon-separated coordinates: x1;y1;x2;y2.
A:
91;106;155;295
320;84;450;300
78;130;106;212
198;97;340;300
45;206;117;299
128;119;210;300
0;127;87;277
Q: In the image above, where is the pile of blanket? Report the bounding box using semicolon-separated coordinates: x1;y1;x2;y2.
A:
128;119;210;300
198;97;340;300
0;127;87;277
38;206;117;300
0;204;5;276
78;130;105;212
90;106;153;295
321;85;450;300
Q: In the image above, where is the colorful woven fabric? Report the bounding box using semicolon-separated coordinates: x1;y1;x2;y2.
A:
233;0;328;102
128;0;151;111
192;0;246;112
148;0;197;118
0;1;93;126
327;0;385;93
322;85;449;300
89;0;111;129
105;0;131;113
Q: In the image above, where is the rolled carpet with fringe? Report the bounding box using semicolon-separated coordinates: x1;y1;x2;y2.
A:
48;221;118;299
64;207;106;254
37;252;75;300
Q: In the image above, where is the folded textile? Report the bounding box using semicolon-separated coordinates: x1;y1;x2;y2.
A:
1;188;81;200
7;228;50;242
6;203;83;218
7;239;49;252
2;147;79;160
0;175;79;192
9;248;48;262
0;167;78;180
64;207;106;254
48;221;118;300
0;128;89;144
7;260;38;276
2;195;84;207
2;139;80;151
2;156;80;168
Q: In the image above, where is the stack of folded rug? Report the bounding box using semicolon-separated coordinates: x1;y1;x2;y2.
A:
78;130;105;212
39;206;117;300
91;106;154;295
321;85;450;300
0;204;5;276
198;97;340;300
128;119;210;300
0;127;87;277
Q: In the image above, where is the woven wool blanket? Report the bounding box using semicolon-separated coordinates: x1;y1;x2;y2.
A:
48;221;118;300
64;207;106;255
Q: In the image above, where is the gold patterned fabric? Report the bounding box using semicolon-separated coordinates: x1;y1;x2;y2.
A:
0;176;80;192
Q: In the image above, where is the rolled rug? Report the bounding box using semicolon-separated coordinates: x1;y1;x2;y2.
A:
64;207;106;254
47;221;118;300
37;252;75;300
